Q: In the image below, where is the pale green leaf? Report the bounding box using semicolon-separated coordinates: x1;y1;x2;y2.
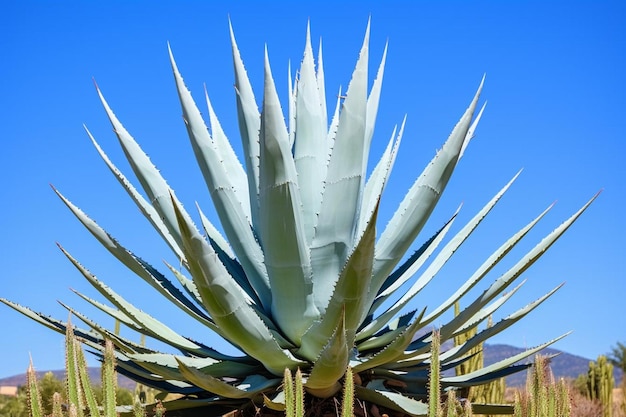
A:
259;46;318;343
437;191;600;340
369;170;518;333
229;20;261;226
311;22;370;310
441;334;569;387
357;210;458;341
293;23;329;246
364;40;388;151
299;202;378;360
95;85;191;264
316;38;327;130
177;359;280;399
355;383;429;416
172;193;306;375
352;308;426;373
204;86;251;221
53;187;215;327
373;77;485;290
59;245;221;356
358;117;404;238
83;125;186;263
305;311;348;396
418;200;553;333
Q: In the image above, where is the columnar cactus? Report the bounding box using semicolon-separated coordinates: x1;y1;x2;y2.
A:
587;355;614;417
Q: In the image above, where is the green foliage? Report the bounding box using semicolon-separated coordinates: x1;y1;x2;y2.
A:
0;373;135;417
33;372;64;416
608;342;626;373
513;355;571;417
1;19;599;417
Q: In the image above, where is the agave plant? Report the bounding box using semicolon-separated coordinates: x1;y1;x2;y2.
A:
2;20;598;416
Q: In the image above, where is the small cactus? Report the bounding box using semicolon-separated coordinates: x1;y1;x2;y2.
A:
341;367;354;417
51;392;64;417
444;389;463;417
64;318;85;417
283;368;302;417
101;339;118;417
514;355;571;417
26;360;43;417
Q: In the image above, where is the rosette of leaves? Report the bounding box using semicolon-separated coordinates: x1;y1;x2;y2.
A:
2;20;598;416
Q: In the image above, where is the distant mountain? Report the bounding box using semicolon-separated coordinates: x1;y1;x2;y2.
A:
1;344;622;391
0;369;137;391
483;344;624;387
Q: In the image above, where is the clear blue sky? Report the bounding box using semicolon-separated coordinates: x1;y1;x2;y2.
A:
1;1;624;378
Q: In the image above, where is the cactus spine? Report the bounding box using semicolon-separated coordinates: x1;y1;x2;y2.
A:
24;316;137;417
587;355;614;417
26;360;44;417
514;355;571;417
341;367;354;417
444;389;471;417
64;318;85;417
283;368;294;417
283;368;305;417
429;329;442;417
52;392;64;417
283;366;354;417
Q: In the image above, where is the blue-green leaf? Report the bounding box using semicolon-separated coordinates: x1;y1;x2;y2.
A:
229;20;261;226
169;45;271;309
177;360;281;399
293;23;328;246
172;193;306;375
373;77;485;290
259;46;318;343
310;22;370;302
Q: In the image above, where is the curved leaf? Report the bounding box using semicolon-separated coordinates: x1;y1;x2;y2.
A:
177;360;280;399
373;76;485;290
229;20;261;226
172;193;306;375
355;383;429;416
259;47;318;343
293;23;329;246
311;21;370;300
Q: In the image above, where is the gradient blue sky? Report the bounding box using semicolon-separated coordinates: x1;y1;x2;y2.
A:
1;1;624;378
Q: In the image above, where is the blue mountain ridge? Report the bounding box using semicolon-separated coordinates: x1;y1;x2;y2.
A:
1;343;622;389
